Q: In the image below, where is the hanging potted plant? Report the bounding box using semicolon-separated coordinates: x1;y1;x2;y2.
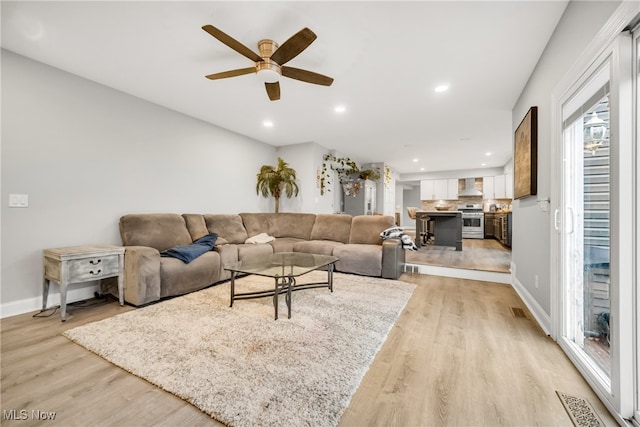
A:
256;157;299;213
357;168;381;181
320;154;380;196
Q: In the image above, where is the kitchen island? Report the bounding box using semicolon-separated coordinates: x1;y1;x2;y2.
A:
415;210;463;251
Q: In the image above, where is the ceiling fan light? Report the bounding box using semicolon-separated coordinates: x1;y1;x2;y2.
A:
257;68;280;83
256;59;281;83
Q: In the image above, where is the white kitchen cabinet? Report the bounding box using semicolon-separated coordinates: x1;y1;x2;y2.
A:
483;175;511;199
505;172;513;199
483;176;494;199
494;174;506;198
421;179;458;200
447;178;459;199
420;180;435;200
433;179;448;199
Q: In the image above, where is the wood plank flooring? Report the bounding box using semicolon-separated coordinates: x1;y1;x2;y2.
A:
1;274;616;426
405;237;512;273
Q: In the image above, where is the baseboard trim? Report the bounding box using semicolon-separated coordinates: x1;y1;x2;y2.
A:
1;285;99;319
404;263;512;284
511;272;552;336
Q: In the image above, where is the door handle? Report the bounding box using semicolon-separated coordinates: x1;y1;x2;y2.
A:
554;209;560;231
566;206;575;234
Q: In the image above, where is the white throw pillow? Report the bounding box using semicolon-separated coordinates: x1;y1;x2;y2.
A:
244;232;276;244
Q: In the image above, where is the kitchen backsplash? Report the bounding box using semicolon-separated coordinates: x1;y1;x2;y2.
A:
421;197;512;212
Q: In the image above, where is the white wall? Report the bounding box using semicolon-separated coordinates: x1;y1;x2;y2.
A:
1;50;279;315
510;1;621;323
277;142;335;214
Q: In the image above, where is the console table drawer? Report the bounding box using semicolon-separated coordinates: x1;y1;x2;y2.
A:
67;255;119;282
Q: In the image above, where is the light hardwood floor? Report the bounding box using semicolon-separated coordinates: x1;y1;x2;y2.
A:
405;237;512;273
1;274;617;426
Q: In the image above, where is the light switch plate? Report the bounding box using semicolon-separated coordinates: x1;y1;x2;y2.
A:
9;194;28;208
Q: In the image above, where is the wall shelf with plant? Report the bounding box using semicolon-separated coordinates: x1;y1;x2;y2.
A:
319;154;380;196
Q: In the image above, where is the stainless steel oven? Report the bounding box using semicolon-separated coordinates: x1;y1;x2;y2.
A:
458;203;484;239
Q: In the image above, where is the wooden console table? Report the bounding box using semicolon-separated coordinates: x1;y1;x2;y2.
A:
42;245;124;322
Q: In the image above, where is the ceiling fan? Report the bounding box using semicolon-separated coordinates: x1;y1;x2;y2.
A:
202;24;334;101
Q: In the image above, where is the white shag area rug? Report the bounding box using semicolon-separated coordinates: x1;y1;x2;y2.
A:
63;271;416;427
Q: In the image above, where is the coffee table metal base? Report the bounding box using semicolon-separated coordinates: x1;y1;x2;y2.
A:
229;265;335;320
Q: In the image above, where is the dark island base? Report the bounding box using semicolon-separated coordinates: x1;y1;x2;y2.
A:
415;211;463;251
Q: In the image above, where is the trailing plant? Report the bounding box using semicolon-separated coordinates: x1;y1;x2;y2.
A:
384;166;392;188
256;157;299;213
319;154;381;195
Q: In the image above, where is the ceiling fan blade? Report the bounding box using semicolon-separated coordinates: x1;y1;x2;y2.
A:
282;66;334;86
205;67;256;80
202;24;262;63
270;28;317;66
265;82;281;101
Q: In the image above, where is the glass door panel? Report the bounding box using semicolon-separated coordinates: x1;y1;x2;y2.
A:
561;76;611;386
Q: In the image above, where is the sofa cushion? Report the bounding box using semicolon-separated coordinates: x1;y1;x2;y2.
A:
237;243;274;262
293;240;344;255
120;214;192;252
333;244;383;276
309;214;352;244
159;251;221;298
270;237;305;253
348;215;395;245
240;213;316;240
182;214;209;241
202;214;248;244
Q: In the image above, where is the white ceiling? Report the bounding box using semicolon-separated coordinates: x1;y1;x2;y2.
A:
1;1;568;176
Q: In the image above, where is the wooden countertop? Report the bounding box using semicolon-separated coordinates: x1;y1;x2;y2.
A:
419;210;462;216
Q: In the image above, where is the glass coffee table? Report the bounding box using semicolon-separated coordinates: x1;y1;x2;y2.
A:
224;252;339;320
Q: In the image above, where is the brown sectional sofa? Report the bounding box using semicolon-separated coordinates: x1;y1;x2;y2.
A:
118;212;406;306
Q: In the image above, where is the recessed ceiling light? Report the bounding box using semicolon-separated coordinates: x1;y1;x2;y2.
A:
434;84;449;93
334;105;346;113
412;158;419;163
420;167;425;171
263;120;274;128
481;163;487;166
485;152;492;156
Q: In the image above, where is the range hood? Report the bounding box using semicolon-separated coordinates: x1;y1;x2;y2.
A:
458;178;483;197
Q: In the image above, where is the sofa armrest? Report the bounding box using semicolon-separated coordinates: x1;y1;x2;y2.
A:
122;246;161;306
381;239;405;279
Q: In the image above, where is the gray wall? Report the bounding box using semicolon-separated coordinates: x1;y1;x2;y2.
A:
511;1;621;321
1;50;281;314
402;186;421;228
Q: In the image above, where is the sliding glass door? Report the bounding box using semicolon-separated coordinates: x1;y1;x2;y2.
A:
560;63;612;386
555;32;634;421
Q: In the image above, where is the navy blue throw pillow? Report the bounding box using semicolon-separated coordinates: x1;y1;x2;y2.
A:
160;233;218;264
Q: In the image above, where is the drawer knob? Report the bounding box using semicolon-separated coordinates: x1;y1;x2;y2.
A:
89;269;102;275
89;259;102;265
